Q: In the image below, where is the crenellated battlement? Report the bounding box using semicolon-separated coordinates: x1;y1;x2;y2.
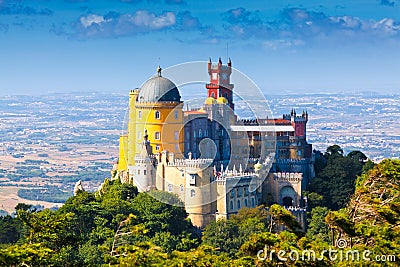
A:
272;172;303;182
168;158;214;168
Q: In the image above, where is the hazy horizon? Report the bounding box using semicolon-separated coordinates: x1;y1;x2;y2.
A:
0;88;398;98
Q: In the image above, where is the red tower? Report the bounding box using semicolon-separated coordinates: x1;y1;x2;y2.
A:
206;57;234;110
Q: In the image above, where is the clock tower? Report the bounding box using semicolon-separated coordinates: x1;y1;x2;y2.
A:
206;57;234;110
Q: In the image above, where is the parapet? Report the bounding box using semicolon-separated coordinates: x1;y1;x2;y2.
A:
272;172;303;182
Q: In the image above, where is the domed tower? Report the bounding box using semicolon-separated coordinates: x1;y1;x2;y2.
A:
133;66;184;158
119;66;185;176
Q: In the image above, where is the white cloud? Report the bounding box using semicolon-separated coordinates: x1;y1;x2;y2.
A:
329;16;362;29
127;10;175;29
80;14;105;28
76;10;176;38
263;39;305;50
373;18;400;35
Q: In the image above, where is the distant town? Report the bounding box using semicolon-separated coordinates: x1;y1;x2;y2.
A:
0;91;398;213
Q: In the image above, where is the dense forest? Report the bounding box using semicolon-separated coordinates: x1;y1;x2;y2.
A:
0;146;399;266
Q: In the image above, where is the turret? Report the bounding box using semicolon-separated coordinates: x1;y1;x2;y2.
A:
303;110;308;122
291;109;296;123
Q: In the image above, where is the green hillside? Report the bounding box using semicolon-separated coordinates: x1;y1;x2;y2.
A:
0;157;398;266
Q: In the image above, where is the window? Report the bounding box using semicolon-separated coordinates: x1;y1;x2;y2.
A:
137;169;140;175
199;129;202;138
174;131;179;140
155;132;160;140
237;200;241;210
211;92;215;98
143;170;147;175
193;130;196;138
231;190;235;198
224;92;228;99
138;110;142;119
175;144;179;151
168;184;173;192
190;189;196;197
244;187;249;196
155;145;160;150
174;110;179;119
245;199;248;207
230;201;233;210
189;174;196;186
155;111;160;119
180;184;184;192
251;198;255;207
237;187;242;197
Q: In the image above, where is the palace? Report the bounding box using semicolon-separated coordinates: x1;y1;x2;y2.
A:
114;58;314;228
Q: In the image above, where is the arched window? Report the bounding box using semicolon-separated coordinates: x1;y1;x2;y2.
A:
237;200;241;210
174;110;179;119
190;189;196;197
211;92;215;98
180;184;184;192
244;199;248;207
138;110;142;119
230;201;233;210
237;187;242;197
168;184;172;192
155;132;160;140
244;187;249;196
155;111;160;119
251;198;255;207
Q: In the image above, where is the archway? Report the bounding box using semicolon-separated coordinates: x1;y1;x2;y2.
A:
282;196;293;206
280;186;297;207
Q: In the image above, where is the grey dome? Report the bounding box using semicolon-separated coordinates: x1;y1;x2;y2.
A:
137;75;181;103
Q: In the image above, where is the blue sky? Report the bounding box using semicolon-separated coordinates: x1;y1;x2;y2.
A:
1;0;400;95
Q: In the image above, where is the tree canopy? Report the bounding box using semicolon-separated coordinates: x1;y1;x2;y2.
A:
307;145;372;210
0;155;398;266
